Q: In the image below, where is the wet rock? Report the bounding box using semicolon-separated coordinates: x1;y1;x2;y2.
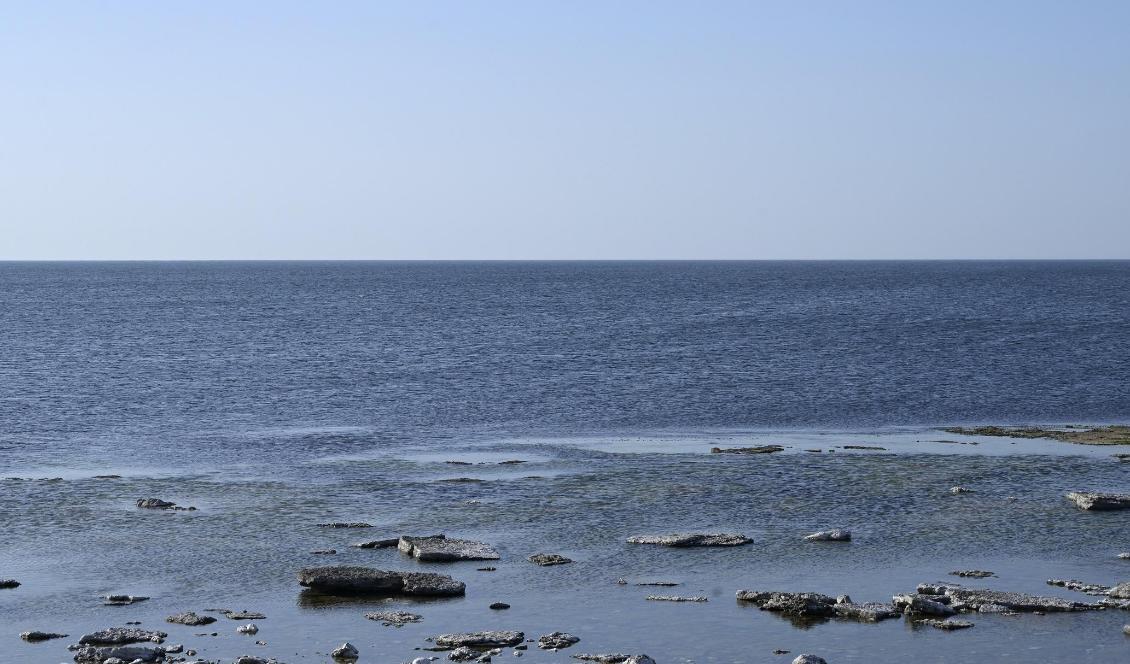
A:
399;535;500;562
1065;492;1130;511
572;655;656;664
0;579;19;589
412;658;440;664
832;602;901;622
627;533;751;547
79;627;166;645
1109;582;1130;599
918;584;1099;612
791;655;827;664
365;610;423;626
842;445;886;451
922;619;974;630
317;522;373;528
439;477;484;483
222;610;267;620
893;594;956;616
167;611;216;626
73;645;164;663
434;631;525;648
236;623;259;634
645;595;706;602
633;581;680;586
711;445;784;454
951;570;994;578
20;630;68;641
736;591;837;618
311;549;337;555
498;460;526;465
298;565;465;597
136;497;180;509
489;602;511;610
538;632;580;649
449;646;478;662
477;567;497;572
1047;579;1111;596
353;538;399;549
104;594;149;605
1118;552;1130;560
528;553;572;566
234;657;273;664
332;642;359;660
944;425;1130;445
803;529;851;542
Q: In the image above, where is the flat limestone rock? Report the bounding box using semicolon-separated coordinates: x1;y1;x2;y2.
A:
832;601;901;622
298;566;465;597
104;594;149;606
1065;492;1130;511
166;611;216;626
529;553;573;566
893;594;955;616
627;533;751;547
919;584;1099;612
365;610;423;626
538;632;581;649
222;610;268;620
572;655;656;664
399;535;500;562
803;529;851;542
791;656;827;664
433;630;525;648
79;627;167;645
645;595;706;602
73;645;164;663
20;631;68;641
710;445;784;454
951;570;994;578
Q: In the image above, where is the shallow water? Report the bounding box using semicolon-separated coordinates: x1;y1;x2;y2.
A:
2;262;1129;663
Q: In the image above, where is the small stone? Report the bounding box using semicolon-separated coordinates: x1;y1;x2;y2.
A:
490;602;511;610
317;522;373;528
791;656;827;664
236;623;259;634
222;610;268;620
538;632;580;649
951;570;994;578
1118;552;1130;560
167;611;216;626
949;486;973;494
311;549;337;555
332;642;359;660
923;619;974;630
104;594;149;605
450;646;479;662
0;579;20;589
136;498;177;509
528;553;572;566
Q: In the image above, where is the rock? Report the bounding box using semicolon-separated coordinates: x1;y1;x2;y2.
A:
167;611;217;626
538;632;581;649
943;425;1130;445
104;594;149;605
73;645;164;663
298;566;465;597
332;642;359;660
136;498;177;509
918;584;1099;612
1109;582;1130;599
832;602;901;622
949;486;973;494
222;610;267;619
711;445;784;454
364;610;422;626
162;643;183;653
434;631;525;648
893;594;955;617
236;623;259;634
803;529;851;542
412;658;439;664
317;522;373;528
842;445;886;451
528;553;572;566
449;646;478;662
79;627;167;645
736;591;837;619
489;602;511;610
1047;579;1111;596
399;535;500;562
1119;552;1130;560
0;579;19;589
1124;625;1130;636
922;619;974;630
234;657;272;664
20;630;67;641
572;656;656;664
951;570;994;578
477;567;497;572
633;581;680;586
1065;492;1130;511
311;549;337;555
627;533;751;547
645;595;706;602
353;538;399;549
791;656;827;664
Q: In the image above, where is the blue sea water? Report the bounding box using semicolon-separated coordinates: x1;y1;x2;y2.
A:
1;261;1129;664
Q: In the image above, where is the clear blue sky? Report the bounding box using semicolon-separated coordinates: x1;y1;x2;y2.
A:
2;1;1128;259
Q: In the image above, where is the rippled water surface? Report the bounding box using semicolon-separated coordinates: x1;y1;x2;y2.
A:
1;262;1129;663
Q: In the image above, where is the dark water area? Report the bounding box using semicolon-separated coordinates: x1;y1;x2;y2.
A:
2;261;1129;663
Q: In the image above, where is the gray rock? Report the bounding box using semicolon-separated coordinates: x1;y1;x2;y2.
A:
917;583;1099;612
803;529;851;542
20;630;67;641
317;522;373;528
365;610;422;626
572;656;656;664
735;591;837;618
893;594;955;616
353;538;400;549
399;535;500;562
236;623;259;634
136;498;177;509
711;445;784;454
489;602;510;610
449;646;478;662
1109;582;1130;599
234;657;273;664
949;486;973;494
103;594;149;605
627;533;751;547
1065;492;1130;511
645;595;706;602
332;642;359;660
1047;579;1111;596
1119;552;1130;560
528;553;572;566
951;570;994;578
832;602;901;622
922;619;974;630
297;565;465;597
73;645;164;663
791;656;827;664
311;549;337;555
167;611;216;626
538;632;580;649
0;579;19;589
222;610;267;620
434;631;525;648
1124;624;1130;636
79;627;167;646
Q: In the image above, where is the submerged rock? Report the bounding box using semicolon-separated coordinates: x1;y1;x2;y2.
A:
433;631;525;648
136;497;189;510
104;594;149;606
711;445;784;454
353;538;400;549
167;611;216;626
317;522;373;528
736;591;837;619
0;579;19;589
951;570;994;578
222;610;267;620
645;595;706;602
332;642;359;660
79;627;166;645
842;445;886;451
803;529;851;542
489;602;510;610
311;549;337;555
949;486;973;494
399;535;500;562
365;610;422;626
628;533;751;547
528;553;572;566
922;619;974;630
298;566;465;596
1065;492;1130;511
538;632;581;649
572;655;656;664
20;630;67;641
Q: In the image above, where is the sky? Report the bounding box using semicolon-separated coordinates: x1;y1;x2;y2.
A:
1;1;1128;260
